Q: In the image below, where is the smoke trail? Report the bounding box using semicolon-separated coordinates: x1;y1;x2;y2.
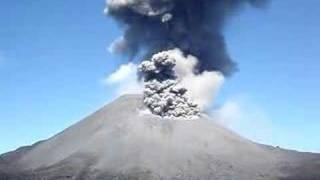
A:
106;0;267;76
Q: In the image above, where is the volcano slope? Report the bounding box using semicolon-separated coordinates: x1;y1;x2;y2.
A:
0;95;319;180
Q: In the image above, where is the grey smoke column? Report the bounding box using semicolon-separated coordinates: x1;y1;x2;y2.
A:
139;50;200;118
107;0;267;76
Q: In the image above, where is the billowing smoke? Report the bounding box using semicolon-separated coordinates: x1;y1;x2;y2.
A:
105;0;267;118
171;49;224;109
106;0;267;75
139;49;201;119
138;49;224;118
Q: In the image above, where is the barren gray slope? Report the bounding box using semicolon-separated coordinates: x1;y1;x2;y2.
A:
0;94;319;180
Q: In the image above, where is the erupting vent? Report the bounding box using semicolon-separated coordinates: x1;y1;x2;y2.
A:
139;50;200;119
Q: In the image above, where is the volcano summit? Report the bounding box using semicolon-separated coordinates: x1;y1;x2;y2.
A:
1;1;319;179
1;95;320;180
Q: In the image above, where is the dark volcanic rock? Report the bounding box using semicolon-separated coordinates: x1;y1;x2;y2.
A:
1;95;319;180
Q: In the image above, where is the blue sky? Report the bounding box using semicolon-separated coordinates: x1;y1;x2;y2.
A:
0;0;319;153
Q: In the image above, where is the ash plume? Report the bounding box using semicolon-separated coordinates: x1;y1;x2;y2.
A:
106;0;268;118
139;50;200;118
106;0;267;76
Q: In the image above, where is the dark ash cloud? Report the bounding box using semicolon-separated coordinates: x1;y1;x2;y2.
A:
107;0;268;76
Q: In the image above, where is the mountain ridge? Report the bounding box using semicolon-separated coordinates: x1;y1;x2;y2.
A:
1;94;319;180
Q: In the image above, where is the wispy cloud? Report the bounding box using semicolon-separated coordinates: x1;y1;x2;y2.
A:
211;96;276;146
102;62;143;96
210;95;320;153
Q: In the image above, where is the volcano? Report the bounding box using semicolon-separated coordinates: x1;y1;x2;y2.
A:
1;95;319;180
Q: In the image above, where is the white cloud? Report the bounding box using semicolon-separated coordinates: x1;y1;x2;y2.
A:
169;49;225;109
180;71;224;110
107;0;135;9
211;100;242;127
210;96;277;147
210;97;320;152
106;62;136;83
103;62;143;96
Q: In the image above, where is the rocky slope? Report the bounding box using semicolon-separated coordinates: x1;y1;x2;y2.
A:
0;95;319;180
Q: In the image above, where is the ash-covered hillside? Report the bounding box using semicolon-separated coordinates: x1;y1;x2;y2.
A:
1;95;319;180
